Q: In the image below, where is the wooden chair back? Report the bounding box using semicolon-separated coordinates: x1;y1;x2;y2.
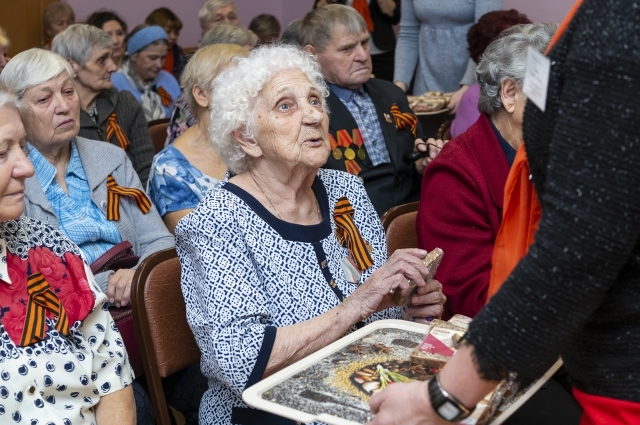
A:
380;202;420;256
148;118;170;154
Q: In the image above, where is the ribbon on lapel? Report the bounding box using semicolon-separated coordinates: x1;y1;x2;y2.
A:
20;272;70;346
106;113;131;150
106;175;151;221
390;104;418;137
334;196;374;271
156;86;172;107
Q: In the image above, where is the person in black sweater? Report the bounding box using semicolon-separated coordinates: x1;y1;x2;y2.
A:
368;0;640;423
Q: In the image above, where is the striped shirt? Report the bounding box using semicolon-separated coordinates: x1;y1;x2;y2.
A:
29;140;122;264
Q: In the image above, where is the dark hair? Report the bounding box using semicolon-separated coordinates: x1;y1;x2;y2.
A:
145;7;183;32
248;14;281;44
86;10;128;33
467;9;531;64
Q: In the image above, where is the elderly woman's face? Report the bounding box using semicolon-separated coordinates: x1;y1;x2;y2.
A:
130;43;168;82
0;106;35;222
251;69;329;169
46;13;74;39
102;20;126;61
21;73;80;147
74;46;117;94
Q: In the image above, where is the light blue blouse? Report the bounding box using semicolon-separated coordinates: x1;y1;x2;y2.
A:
147;144;221;216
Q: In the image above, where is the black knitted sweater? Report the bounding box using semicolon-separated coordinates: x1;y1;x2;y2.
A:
466;0;640;402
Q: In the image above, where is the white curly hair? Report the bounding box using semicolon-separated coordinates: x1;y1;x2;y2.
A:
209;43;329;174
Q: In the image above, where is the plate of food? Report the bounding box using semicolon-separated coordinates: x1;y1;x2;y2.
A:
243;318;562;425
408;91;455;115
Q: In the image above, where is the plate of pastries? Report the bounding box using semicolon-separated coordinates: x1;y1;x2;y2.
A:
408;91;454;115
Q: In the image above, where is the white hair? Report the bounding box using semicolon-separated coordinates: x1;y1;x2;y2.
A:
0;48;74;101
0;82;19;110
198;0;234;24
52;24;113;67
476;23;558;115
209;44;329;174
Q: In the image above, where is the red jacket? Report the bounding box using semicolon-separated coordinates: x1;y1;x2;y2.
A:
416;114;510;319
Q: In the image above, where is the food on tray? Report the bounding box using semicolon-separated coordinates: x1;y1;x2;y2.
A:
448;314;473;330
392;247;444;306
409;320;466;370
407;91;456;113
348;359;433;397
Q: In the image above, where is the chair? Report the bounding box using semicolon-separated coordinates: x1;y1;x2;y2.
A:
380;202;420;256
131;248;201;425
436;119;452;141
148;118;170;154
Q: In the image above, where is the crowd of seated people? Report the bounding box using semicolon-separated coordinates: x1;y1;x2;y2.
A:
0;0;637;424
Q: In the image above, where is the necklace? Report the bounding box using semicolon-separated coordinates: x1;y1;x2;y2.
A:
249;171;321;221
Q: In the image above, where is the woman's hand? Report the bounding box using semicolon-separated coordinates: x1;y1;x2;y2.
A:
107;269;136;307
347;248;429;321
369;381;449;425
407;279;446;323
447;85;469;114
414;138;446;174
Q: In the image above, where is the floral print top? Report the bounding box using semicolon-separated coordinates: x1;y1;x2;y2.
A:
164;93;196;146
147;144;221;216
0;217;134;424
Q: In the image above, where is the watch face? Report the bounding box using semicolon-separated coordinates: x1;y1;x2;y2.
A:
437;401;460;421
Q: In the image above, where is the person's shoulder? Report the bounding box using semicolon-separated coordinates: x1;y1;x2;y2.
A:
365;78;407;99
110;71;129;87
318;168;366;197
1;216;83;257
75;136;128;159
157;71;180;91
116;89;142;107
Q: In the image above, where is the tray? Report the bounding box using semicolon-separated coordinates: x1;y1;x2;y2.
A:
415;108;451;116
243;319;561;425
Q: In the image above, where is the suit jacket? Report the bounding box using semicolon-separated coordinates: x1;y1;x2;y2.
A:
313;0;400;52
23;136;175;293
78;88;155;185
416;114;510;319
323;78;423;216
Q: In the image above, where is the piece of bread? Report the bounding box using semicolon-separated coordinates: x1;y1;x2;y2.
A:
392;248;444;306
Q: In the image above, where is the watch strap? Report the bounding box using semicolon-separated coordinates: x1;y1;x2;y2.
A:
428;373;475;422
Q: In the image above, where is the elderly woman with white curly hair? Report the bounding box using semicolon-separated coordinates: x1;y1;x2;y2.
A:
175;44;447;424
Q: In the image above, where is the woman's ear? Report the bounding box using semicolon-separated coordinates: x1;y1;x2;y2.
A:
500;79;519;114
66;58;80;77
192;84;210;109
232;128;263;158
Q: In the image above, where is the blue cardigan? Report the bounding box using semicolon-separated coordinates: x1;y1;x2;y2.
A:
111;70;181;119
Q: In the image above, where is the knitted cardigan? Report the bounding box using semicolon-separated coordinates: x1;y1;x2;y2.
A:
466;0;640;402
78;89;155;185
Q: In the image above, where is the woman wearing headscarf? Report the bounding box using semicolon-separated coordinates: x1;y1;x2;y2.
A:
111;25;181;121
176;44;446;424
52;24;155;185
0;82;136;424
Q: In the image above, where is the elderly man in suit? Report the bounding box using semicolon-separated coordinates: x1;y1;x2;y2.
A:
313;0;400;82
302;4;441;216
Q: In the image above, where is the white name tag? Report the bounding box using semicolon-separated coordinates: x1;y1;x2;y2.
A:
522;46;551;112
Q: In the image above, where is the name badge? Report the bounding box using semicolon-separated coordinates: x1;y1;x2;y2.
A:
522;46;551;112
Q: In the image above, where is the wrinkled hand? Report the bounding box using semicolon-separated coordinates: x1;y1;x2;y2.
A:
347;249;429;321
447;85;469;114
107;269;135;307
369;381;449;425
414;138;446;174
407;279;446;324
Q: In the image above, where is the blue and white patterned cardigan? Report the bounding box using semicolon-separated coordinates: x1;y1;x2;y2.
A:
175;169;402;425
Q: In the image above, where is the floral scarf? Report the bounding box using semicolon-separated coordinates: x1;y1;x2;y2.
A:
121;60;166;121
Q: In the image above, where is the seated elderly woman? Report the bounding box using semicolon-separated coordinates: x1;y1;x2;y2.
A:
111;25;181;121
450;9;532;139
52;24;155;185
149;44;248;233
86;10;128;70
417;23;557;319
43;1;75;49
165;24;257;145
0;48;174;309
145;7;185;79
0;83;135;423
176;44;446;424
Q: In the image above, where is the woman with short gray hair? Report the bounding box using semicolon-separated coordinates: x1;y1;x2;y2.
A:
176;43;446;424
52;24;155;184
416;22;558;319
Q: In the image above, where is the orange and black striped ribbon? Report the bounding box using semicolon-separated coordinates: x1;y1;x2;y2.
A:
106;175;152;221
106;113;131;150
390;104;418;137
156;86;173;107
20;272;70;346
334;196;374;271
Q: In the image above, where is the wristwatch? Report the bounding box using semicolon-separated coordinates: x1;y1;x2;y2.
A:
428;373;475;422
